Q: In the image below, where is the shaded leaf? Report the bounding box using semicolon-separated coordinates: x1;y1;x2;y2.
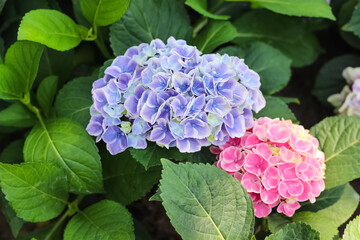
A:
0;139;24;164
265;222;320;240
110;0;192;55
0;192;24;237
254;96;297;122
193;20;237;53
102;149;161;205
36;75;58;116
186;0;230;20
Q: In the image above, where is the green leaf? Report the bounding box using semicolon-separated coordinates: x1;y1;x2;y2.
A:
268;214;291;233
265;222;320;240
338;0;360;50
299;184;346;212
310;116;360;189
160;160;254;240
79;0;130;26
0;139;24;164
227;0;335;20
232;10;322;67
64;200;135;240
312;55;360;106
18;9;88;51
182;147;217;164
0;162;69;222
0;41;43;100
291;184;359;239
36;76;58;116
277;97;300;104
54;75;95;127
109;0;192;55
37;48;74;85
23;118;103;194
72;0;91;27
0;102;36;127
149;188;162;201
102;149;161;205
343;3;360;38
244;42;292;95
16;222;64;240
129;142;183;170
185;0;230;20
218;43;291;95
254;96;297;122
0;0;6;14
0;192;24;237
343;215;360;240
193;20;237;53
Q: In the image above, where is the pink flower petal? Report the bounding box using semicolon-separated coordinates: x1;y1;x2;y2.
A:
218;146;244;172
278;180;304;198
295;162;317;181
277;200;300;217
279;146;295;162
266;124;290;143
254;200;272;218
263;166;280;190
278;162;297;180
296;181;311;202
260;187;280;204
244;153;269;176
254;143;273;160
289;132;312;153
241;172;262;193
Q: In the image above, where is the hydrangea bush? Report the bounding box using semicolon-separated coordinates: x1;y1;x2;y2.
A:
211;117;326;217
0;0;359;240
87;37;265;154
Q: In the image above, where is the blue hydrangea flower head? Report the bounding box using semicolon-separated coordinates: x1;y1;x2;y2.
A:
87;37;265;154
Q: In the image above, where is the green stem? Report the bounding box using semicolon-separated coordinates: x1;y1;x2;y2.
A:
192;17;208;38
44;209;70;240
20;92;46;129
94;27;112;59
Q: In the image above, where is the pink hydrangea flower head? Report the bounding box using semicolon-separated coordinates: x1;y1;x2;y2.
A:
213;117;326;218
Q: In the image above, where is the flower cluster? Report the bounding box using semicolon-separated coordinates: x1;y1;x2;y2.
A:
211;117;326;218
328;67;360;116
86;37;265;154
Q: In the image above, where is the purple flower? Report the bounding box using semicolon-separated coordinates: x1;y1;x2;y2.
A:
102;126;128;154
87;37;265;154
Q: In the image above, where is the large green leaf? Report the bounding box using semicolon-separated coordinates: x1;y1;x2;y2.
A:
266;223;320;240
109;0;192;55
254;96;297;122
0;162;69;222
343;3;360;38
343;215;360;240
0;192;24;237
291;184;359;240
227;0;335;20
185;0;230;20
219;43;291;95
79;0;130;26
232;10;322;67
160;160;254;240
102;149;161;205
0;41;43;100
18;9;88;51
312;55;360;106
36;75;58;116
193;20;237;53
54;75;95;127
0;102;36;127
64;200;134;240
23;118;103;194
242;42;291;95
310;116;360;189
